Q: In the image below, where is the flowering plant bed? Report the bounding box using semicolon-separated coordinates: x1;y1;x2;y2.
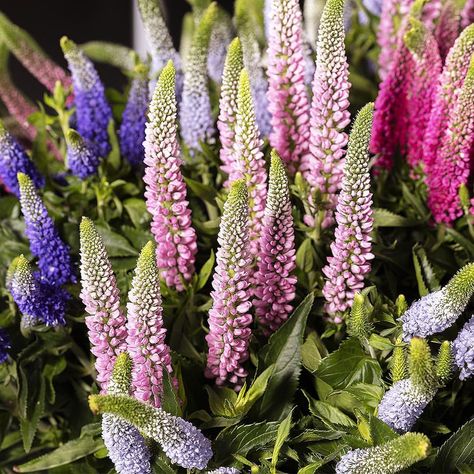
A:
0;0;473;473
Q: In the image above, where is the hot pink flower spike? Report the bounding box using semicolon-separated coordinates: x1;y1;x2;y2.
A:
434;0;462;62
462;0;474;29
404;18;442;170
423;25;474;173
254;151;296;334
323;104;374;319
79;218;128;391
143;61;197;292
266;0;310;174
427;56;474;224
205;180;253;390
300;0;351;228
126;242;174;408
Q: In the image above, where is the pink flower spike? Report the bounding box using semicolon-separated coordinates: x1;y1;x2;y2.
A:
127;242;174;408
254;151;297;334
434;0;462;62
300;0;351;228
266;0;311;174
323;104;374;317
462;0;474;29
143;61;198;292
79;218;127;391
205;180;253;390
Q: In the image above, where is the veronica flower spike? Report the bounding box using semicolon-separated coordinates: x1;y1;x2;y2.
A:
254;151;297;334
336;432;431;474
79;217;127;390
65;129;100;180
231;69;267;256
266;0;311;173
0;119;44;196
402;262;474;340
126;242;174;407
89;393;213;470
453;315;474;380
143;60;198;291
322;103;374;318
60;36;112;158
17;173;74;286
207;7;233;84
118;63;149;167
300;0;351;228
205;180;253;390
101;353;152;474
217;37;244;182
179;2;217;152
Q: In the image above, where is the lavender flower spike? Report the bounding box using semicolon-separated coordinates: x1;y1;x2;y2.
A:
0;329;10;364
18;173;74;286
402;263;474;340
322;104;374;318
207;7;233;83
102;353;152;474
90;394;213;470
254;151;297;334
179;3;217;152
453;315;474;380
267;0;311;173
60;36;112;158
336;433;430;474
118;63;149;167
207;469;241;474
205;180;253;390
231;69;267;256
300;0;351;228
66;129;100;180
127;242;174;407
143;61;198;291
0;119;44;196
217;37;244;183
137;0;183;94
79;218;127;391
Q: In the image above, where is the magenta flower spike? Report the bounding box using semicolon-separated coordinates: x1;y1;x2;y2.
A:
143;61;198;292
217;38;244;183
231;69;267;256
300;0;351;228
79;218;127;391
322;104;374;318
254;151;297;334
266;0;311;174
462;0;474;29
427;55;474;224
126;242;174;408
434;1;462;62
205;180;253;390
423;24;474;173
404;18;442;170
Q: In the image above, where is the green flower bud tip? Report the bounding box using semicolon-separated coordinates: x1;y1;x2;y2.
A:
347;293;372;341
390;338;408;383
459;183;471;209
6;255;22;289
445;262;474;308
404;17;427;56
395;294;407;317
409;337;435;391
60;36;76;54
17;171;31;189
435;341;453;385
66;129;82;146
110;352;133;394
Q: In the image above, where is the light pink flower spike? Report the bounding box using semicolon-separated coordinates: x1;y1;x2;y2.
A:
267;0;310;174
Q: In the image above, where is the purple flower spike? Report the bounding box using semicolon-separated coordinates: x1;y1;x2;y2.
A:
143;61;197;292
266;0;311;174
66;129;100;179
434;1;461;62
0;329;10;364
79;218;128;391
205;180;253;390
300;0;351;228
254;151;296;334
118;64;149;167
127;242;174;408
322;104;374;318
18;173;74;286
0;119;44;196
61;36;112;158
453;315;474;380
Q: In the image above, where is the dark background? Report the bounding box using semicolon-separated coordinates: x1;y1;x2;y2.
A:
0;0;233;100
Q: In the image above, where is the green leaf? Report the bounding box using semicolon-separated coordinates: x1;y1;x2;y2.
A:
257;294;314;420
368;334;394;351
20;374;45;453
412;244;440;297
433;419;474;473
95;225;138;257
304;392;356;428
446;228;474;258
105;119;121;171
271;410;293;472
14;435;104;472
301;332;322;373
152;456;177;474
161;370;182;417
184;177;217;204
197;250;215;290
373;208;418;227
205;385;238;417
296;239;315;273
123;198;150;228
368;415;398;445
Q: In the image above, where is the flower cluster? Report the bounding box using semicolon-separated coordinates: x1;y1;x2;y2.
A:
66;129;101;180
205;180;253;389
143;61;197;291
453;315;474;380
254;151;296;333
322;104;374;317
300;0;351;228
